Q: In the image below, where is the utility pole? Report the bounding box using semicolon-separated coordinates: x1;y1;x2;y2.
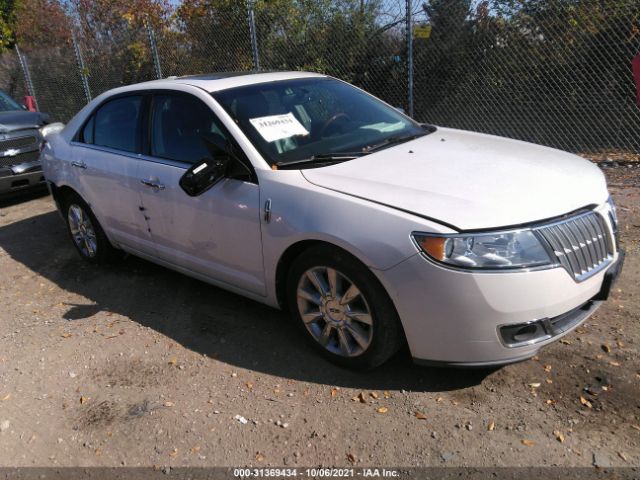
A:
72;32;92;103
247;0;261;71
406;0;414;117
146;19;163;79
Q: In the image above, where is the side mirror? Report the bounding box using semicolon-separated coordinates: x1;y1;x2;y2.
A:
179;156;229;196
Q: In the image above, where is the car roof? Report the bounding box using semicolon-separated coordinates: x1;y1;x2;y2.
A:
127;71;327;93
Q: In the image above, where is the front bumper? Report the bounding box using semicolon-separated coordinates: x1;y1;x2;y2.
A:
0;161;46;194
379;246;624;367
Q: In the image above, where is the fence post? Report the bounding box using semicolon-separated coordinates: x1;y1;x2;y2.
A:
247;0;261;71
406;0;414;117
72;32;92;104
15;44;38;111
146;20;163;79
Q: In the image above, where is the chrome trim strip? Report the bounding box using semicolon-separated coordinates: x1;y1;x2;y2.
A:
70;142;190;170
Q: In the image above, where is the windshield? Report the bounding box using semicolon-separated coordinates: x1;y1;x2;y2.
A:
212;77;427;166
0;90;23;112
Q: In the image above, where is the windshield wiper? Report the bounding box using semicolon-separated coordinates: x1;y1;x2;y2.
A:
275;152;365;169
363;132;428;153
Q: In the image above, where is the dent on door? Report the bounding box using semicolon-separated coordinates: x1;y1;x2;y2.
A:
71;146;151;251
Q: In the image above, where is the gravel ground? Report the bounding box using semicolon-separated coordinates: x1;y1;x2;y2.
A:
0;164;638;469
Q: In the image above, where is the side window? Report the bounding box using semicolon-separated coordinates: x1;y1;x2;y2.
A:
81;115;94;144
94;96;142;153
151;94;228;164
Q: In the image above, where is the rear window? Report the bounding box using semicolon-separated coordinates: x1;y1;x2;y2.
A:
93;96;142;153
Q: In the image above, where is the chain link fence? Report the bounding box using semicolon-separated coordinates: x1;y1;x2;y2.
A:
2;0;638;154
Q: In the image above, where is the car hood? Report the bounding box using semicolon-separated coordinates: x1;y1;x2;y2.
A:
301;127;609;231
0;110;48;133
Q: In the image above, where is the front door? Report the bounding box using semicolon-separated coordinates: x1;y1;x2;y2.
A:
137;93;265;296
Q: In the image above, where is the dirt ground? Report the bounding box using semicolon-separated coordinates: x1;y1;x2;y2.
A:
0;163;638;469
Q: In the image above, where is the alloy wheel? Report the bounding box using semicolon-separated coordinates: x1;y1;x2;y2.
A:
296;266;373;357
67;204;97;258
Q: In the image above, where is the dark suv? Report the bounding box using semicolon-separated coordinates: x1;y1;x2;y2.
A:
0;89;49;194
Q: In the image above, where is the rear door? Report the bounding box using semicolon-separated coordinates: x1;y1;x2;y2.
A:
70;94;153;253
136;92;265;296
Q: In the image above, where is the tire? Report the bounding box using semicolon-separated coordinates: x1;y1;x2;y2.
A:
63;192;119;264
286;245;403;370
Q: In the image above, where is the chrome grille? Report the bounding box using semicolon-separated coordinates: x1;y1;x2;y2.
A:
0;136;39;151
0;150;40;168
536;212;613;281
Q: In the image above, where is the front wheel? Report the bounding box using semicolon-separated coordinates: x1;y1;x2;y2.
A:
286;246;403;369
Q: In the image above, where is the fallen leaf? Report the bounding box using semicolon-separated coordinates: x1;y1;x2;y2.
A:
95;448;101;456
487;421;495;431
330;388;338;397
256;452;265;462
377;407;388;414
61;332;72;338
80;396;88;404
164;401;174;407
168;357;177;365
543;365;552;373
168;448;178;457
560;339;572;345
346;453;356;463
415;411;427;420
532;355;539;361
369;392;379;399
383;391;392;398
246;382;253;390
545;379;553;384
528;383;541;388
618;452;628;462
190;445;201;454
609;361;620;367
357;392;367;403
521;439;535;446
546;399;557;405
631;425;640;431
601;344;611;353
1;394;10;401
616;340;624;348
579;396;593;408
553;430;565;443
451;400;459;406
435;396;443;403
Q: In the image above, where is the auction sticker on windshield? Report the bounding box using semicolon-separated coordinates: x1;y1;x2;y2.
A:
249;112;309;142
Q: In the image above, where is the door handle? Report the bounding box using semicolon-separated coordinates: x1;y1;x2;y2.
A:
140;179;165;190
71;161;87;169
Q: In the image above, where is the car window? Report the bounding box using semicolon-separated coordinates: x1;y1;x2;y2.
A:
94;96;142;153
151;94;228;164
0;90;22;112
81;115;95;144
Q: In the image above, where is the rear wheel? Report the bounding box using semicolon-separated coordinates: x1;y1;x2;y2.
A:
286;246;403;369
63;193;119;264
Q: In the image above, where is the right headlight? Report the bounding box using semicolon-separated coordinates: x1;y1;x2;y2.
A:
412;229;554;270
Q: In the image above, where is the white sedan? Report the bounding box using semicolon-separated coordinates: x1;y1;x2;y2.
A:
41;71;623;369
